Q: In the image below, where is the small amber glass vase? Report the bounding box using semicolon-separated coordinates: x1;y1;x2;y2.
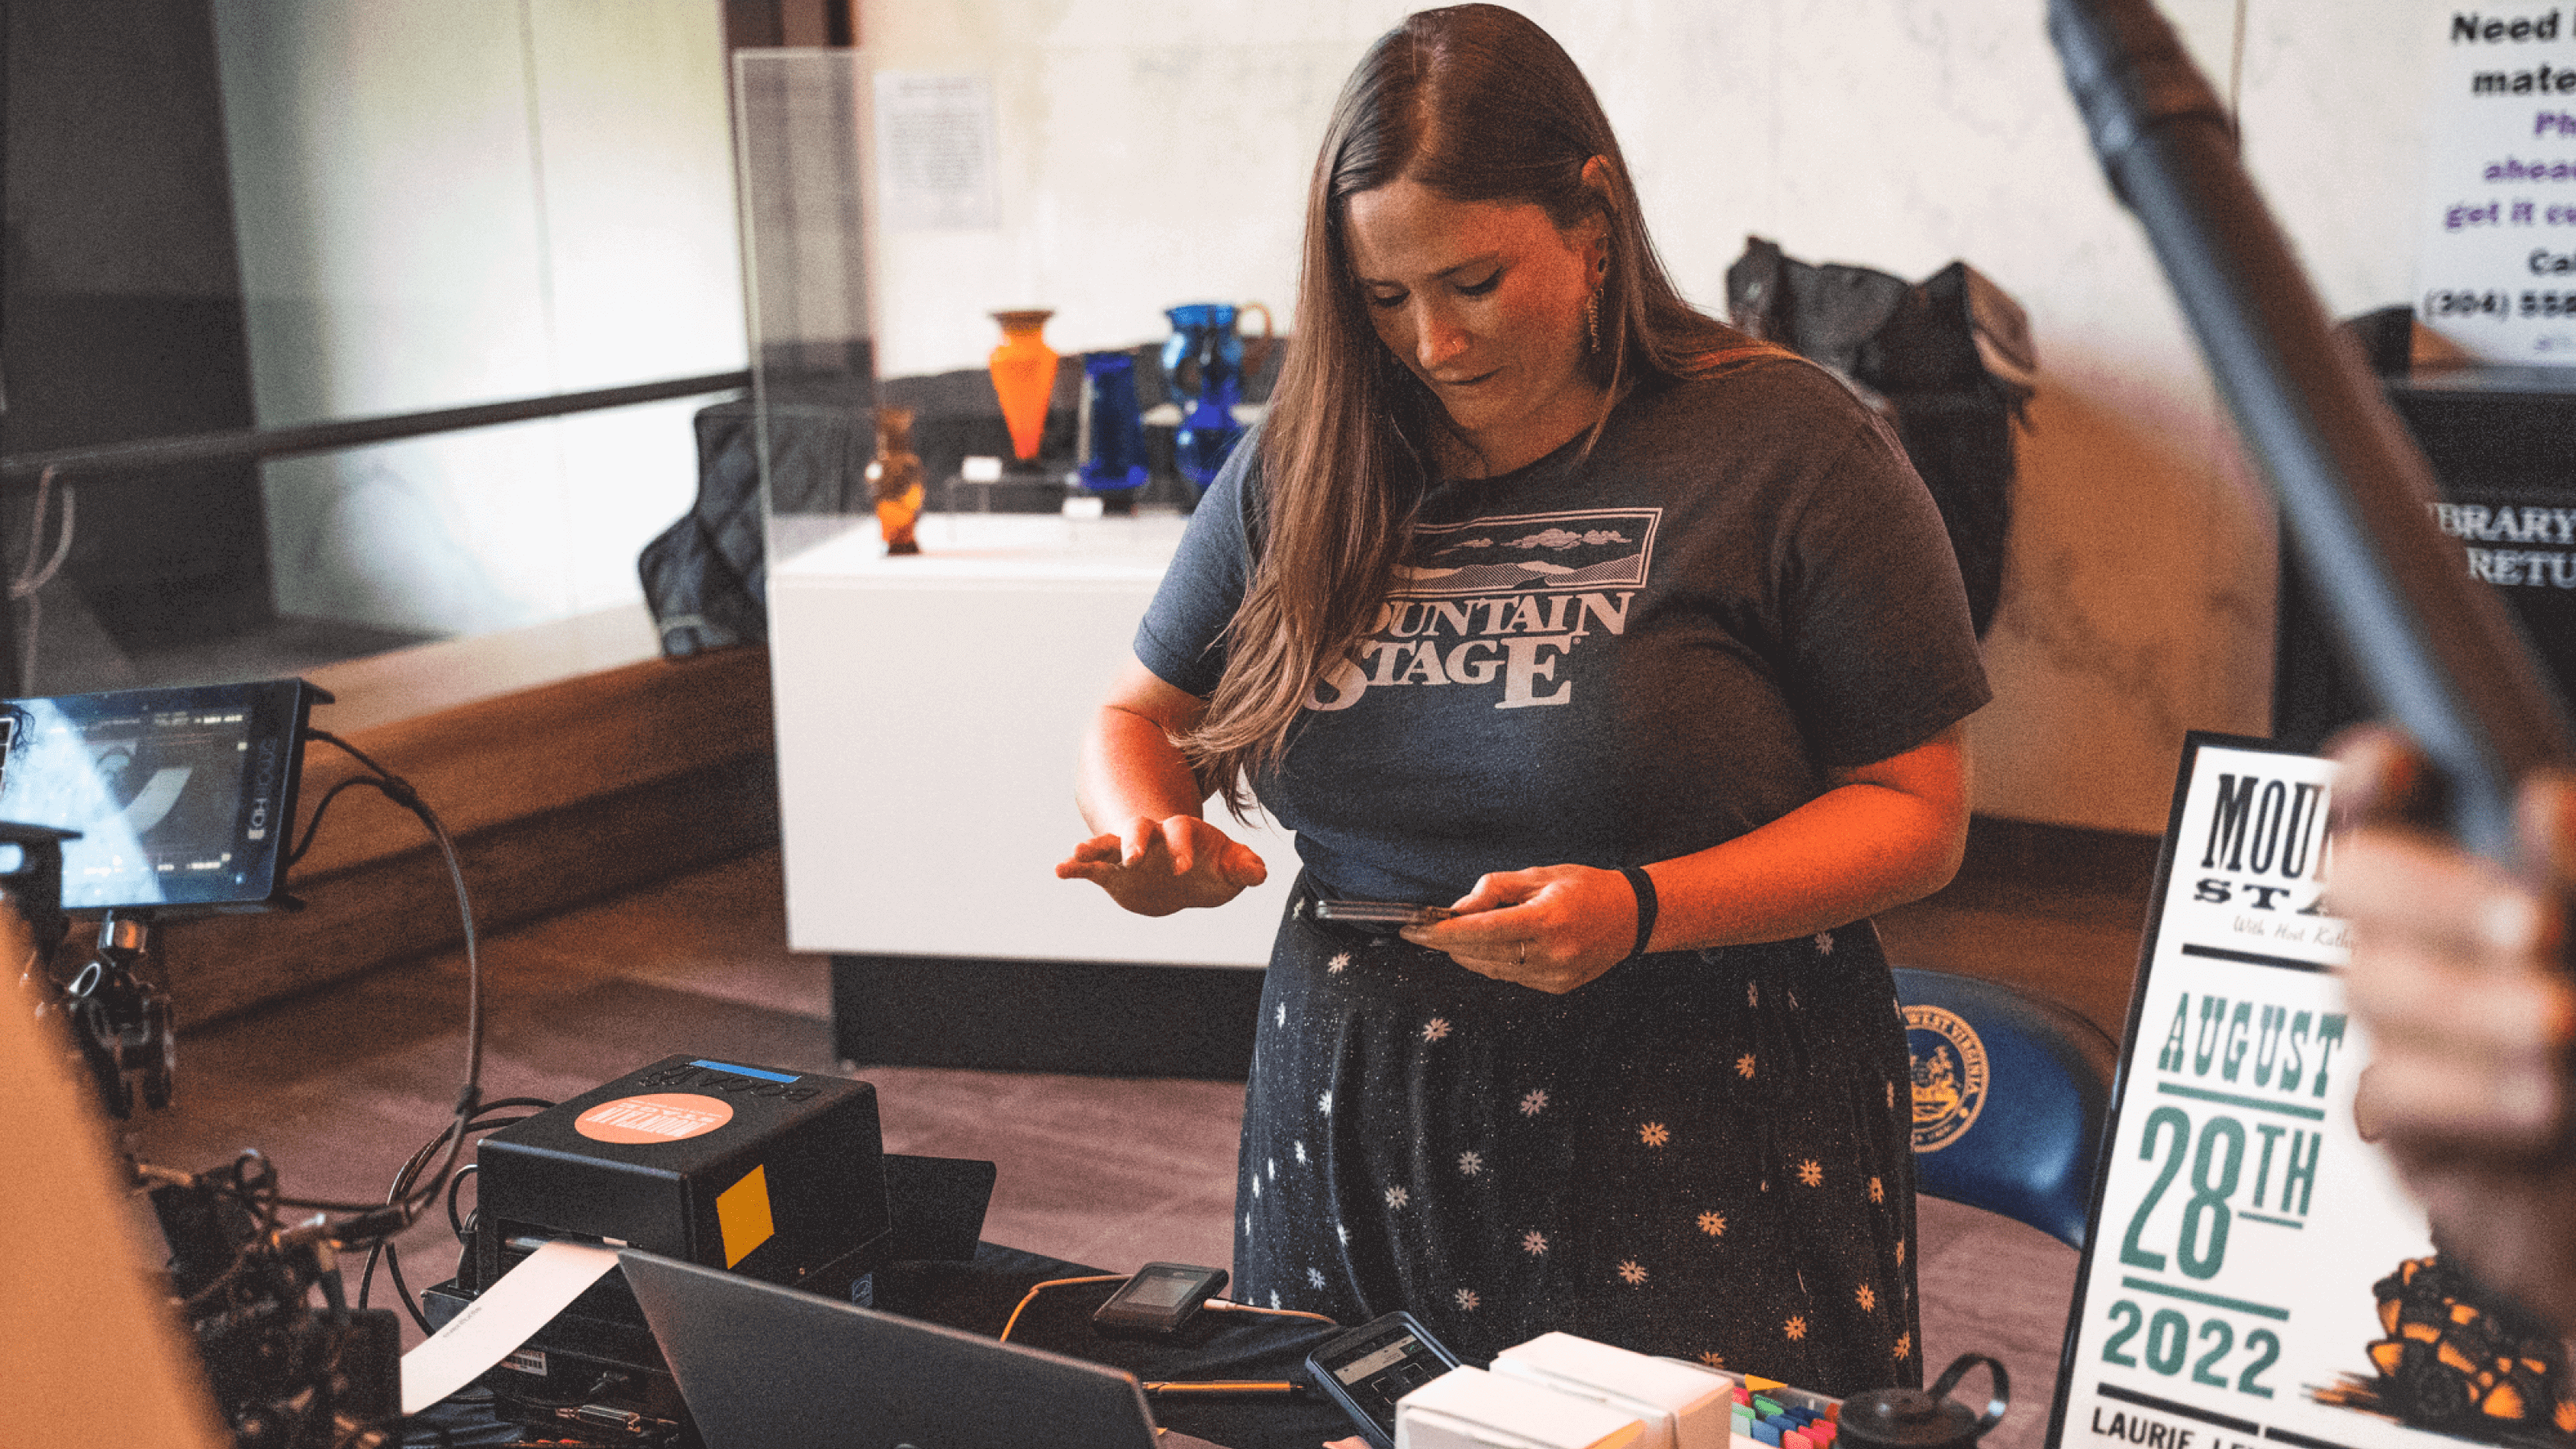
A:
987;309;1058;463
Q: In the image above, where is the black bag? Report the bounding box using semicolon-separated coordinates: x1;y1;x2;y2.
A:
638;397;871;657
1726;238;2034;638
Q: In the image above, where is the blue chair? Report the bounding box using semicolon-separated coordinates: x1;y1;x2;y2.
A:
1892;968;2116;1250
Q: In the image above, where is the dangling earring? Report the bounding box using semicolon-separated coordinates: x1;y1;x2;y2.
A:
1587;254;1610;354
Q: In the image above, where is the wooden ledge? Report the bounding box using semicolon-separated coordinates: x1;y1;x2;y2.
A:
150;621;779;1030
287;643;770;878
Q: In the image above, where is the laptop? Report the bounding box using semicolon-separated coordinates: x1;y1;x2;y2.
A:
619;1249;1162;1449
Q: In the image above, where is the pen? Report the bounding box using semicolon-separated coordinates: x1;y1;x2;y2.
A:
1141;1380;1313;1398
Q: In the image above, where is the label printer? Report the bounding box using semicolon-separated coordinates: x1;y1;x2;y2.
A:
424;1055;894;1435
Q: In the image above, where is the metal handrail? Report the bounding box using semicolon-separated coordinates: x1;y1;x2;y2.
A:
0;369;752;481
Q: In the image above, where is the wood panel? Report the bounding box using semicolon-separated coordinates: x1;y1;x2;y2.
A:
287;645;771;877
151;646;781;1030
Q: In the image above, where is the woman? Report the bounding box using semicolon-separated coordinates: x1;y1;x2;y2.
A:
1058;6;1987;1392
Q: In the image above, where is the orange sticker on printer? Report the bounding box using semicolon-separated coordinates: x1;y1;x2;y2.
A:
574;1092;734;1144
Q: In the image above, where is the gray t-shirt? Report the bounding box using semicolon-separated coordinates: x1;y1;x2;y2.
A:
1134;358;1992;906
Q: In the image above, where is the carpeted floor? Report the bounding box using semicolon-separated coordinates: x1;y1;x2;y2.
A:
124;847;2108;1447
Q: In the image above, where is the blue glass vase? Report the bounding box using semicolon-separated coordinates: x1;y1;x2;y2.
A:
1076;351;1150;500
1163;303;1249;488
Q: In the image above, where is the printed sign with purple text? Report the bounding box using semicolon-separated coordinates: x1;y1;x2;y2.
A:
2417;5;2576;361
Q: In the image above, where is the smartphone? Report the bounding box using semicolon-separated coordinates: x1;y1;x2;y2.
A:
1303;1311;1464;1449
1091;1261;1228;1335
1312;899;1455;931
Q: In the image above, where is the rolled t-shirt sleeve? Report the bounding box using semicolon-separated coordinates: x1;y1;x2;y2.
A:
1133;431;1262;698
1776;415;1993;769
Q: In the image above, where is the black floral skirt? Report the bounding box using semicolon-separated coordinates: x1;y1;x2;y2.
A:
1234;880;1923;1396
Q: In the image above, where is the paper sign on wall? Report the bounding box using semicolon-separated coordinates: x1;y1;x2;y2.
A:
874;73;1001;233
2050;735;2576;1449
2415;5;2576;361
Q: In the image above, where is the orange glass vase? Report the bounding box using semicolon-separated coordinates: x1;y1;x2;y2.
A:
987;309;1058;462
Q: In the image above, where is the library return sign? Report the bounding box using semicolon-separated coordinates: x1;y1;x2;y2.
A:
2049;736;2576;1449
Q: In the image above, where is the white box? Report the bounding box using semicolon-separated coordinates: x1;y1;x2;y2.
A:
1492;1333;1736;1449
769;513;1299;964
1397;1364;1648;1449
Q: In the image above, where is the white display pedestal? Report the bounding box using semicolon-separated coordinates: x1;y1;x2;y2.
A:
767;511;1297;976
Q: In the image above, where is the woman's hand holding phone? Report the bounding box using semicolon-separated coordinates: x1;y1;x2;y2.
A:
1400;864;1639;994
1056;814;1268;916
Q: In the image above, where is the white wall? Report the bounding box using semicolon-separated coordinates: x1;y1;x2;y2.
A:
861;0;2442;835
213;0;748;638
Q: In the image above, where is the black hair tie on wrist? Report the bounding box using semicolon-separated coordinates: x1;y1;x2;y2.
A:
1620;866;1657;961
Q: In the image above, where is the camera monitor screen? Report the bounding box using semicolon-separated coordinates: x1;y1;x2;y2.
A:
0;679;326;912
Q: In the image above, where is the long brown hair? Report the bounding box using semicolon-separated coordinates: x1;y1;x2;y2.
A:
1185;4;1780;811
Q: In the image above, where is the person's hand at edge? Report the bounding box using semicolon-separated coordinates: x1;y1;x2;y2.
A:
2330;722;2576;1330
1398;864;1638;993
1056;813;1267;917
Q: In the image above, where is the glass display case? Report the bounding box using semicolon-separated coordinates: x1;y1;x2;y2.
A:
737;47;1298;972
2;2;745;706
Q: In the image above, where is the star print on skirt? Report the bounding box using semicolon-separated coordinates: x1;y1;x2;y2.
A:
1233;877;1923;1396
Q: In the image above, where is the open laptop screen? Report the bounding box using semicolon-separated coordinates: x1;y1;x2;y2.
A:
618;1250;1162;1449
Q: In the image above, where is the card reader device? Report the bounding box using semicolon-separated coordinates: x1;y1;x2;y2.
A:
1306;1311;1464;1449
1092;1261;1228;1335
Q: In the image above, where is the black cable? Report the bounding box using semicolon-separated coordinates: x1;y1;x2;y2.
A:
173;1150;287;1315
180;1241;258;1315
383;1240;432;1335
356;1123;485;1293
171;729;511;1382
292;729;489;1226
353;1108;545;1319
315;1255;350;1323
132;724;501;1439
303;728;409;799
446;1163;480;1244
460;1101;555;1121
237;1149;283;1241
325;730;484;1129
284;774;381;869
271;1108;534;1216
